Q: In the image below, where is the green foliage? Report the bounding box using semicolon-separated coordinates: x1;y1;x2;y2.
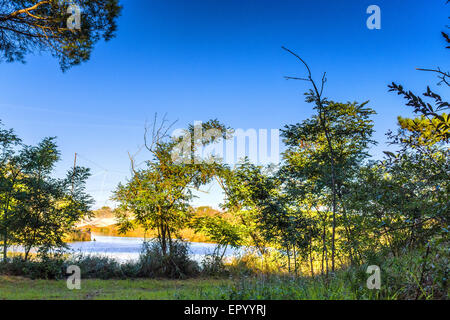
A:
69;255;122;279
219;159;276;256
0;255;66;279
0;3;448;299
388;84;449;143
0;0;122;71
191;215;243;254
190;212;242;275
200;254;228;276
397;115;449;146
0;120;93;262
261;97;377;272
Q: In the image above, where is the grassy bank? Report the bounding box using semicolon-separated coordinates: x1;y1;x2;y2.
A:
1;244;447;300
1;247;448;300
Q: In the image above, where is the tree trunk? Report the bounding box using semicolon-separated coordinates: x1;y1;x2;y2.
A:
24;246;31;262
316;100;338;273
286;245;291;274
2;209;7;262
293;245;298;276
321;219;326;275
309;234;314;277
2;177;17;262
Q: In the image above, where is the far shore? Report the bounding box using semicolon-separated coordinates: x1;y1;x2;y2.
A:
70;207;221;244
71;216;212;244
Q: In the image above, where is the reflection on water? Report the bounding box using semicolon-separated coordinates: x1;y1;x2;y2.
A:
68;234;243;263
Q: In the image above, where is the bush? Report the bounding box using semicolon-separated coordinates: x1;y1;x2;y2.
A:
0;256;65;279
138;240;200;279
67;254;123;279
201;254;228;276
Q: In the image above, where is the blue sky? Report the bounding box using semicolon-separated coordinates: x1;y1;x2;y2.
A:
0;0;448;208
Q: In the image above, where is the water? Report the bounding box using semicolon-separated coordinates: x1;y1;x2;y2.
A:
68;234;244;263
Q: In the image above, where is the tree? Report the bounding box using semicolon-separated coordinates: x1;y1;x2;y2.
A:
15;138;93;260
113;117;229;258
0;121;93;261
0;0;122;71
0;120;21;261
282;47;376;270
383;1;449;252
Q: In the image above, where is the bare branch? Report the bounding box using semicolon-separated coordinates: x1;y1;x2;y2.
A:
284;76;309;81
416;67;450;87
281;46;325;100
281;46;312;79
143;113;178;153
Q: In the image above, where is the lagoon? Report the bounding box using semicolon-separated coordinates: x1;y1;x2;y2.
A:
67;234;244;263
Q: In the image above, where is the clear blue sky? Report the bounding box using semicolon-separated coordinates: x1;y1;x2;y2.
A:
0;0;448;208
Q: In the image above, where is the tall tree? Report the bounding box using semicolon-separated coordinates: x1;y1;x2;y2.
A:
15;138;93;260
282;47;376;270
0;122;93;261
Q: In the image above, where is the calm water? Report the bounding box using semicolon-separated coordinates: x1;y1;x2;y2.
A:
68;234;244;263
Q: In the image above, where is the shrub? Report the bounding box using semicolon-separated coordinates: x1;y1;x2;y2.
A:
138;240;200;279
67;254;123;279
227;251;283;277
201;254;228;276
0;256;65;279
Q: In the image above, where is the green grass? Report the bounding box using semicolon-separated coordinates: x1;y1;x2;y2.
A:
0;273;395;300
0;276;231;300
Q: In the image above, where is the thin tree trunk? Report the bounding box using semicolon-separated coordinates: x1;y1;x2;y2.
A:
328;169;337;273
2;196;11;262
309;235;314;277
336;189;357;265
220;244;228;261
2;172;19;262
2;207;8;262
325;236;329;276
321;224;325;275
287;245;291;274
293;245;298;276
